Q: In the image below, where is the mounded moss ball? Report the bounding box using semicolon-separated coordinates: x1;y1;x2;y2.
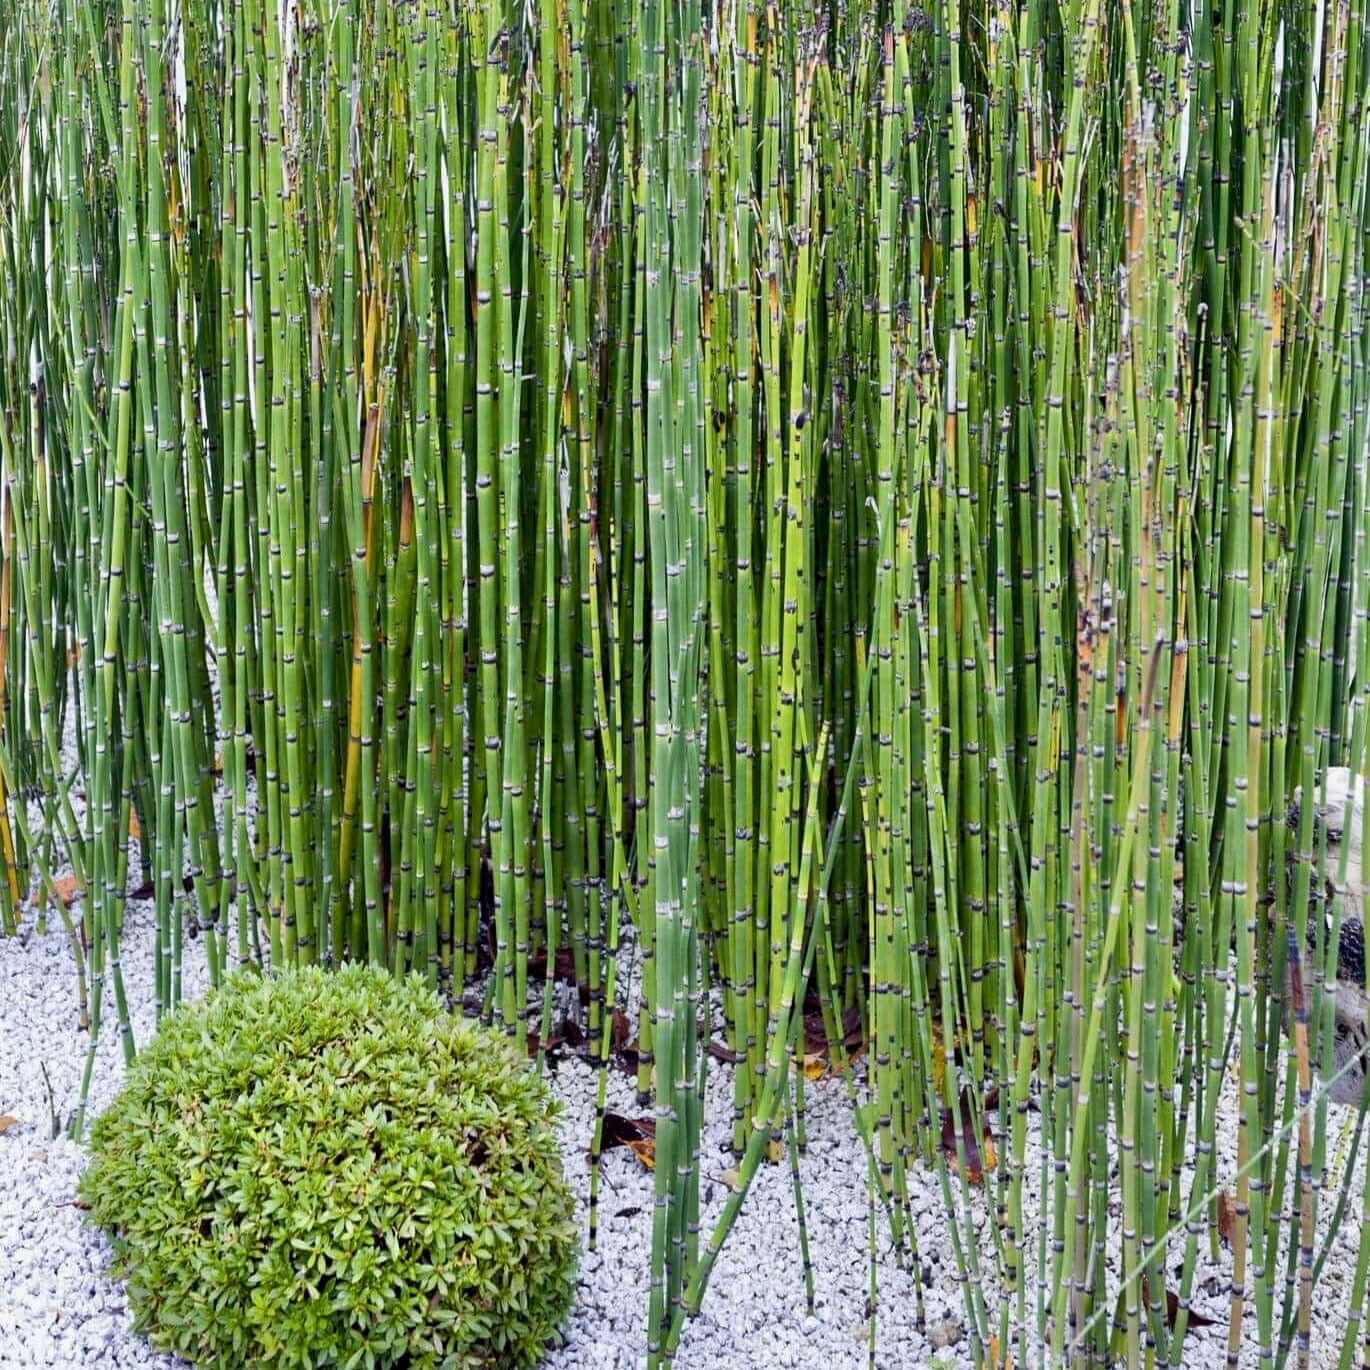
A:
81;964;578;1370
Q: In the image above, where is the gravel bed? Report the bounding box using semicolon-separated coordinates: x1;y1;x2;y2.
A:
1;893;1365;1369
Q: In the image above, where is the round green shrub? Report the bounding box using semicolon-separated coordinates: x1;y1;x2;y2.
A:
80;963;579;1370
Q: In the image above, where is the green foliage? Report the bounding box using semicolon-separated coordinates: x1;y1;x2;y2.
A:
80;965;578;1370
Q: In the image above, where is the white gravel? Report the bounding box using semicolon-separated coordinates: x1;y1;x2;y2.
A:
2;890;1367;1369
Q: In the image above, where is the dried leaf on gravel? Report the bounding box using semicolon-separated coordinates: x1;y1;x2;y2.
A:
801;1004;864;1076
1142;1274;1215;1329
1217;1190;1236;1247
527;945;579;985
941;1090;996;1185
1172;1288;1215;1327
803;1004;863;1055
981;1333;1012;1370
606;1009;641;1075
598;1113;657;1172
525;1017;585;1058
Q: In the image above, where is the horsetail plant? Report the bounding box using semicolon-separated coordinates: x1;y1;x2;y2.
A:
1;0;1368;1366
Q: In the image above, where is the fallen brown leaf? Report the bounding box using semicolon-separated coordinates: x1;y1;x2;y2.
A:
803;1004;864;1056
1174;1288;1214;1328
981;1333;1012;1370
0;1114;20;1133
526;945;579;985
941;1090;996;1185
1142;1274;1216;1329
1217;1190;1236;1248
597;1112;657;1173
602;1010;642;1075
525;1017;585;1058
705;1040;743;1064
800;1004;865;1077
212;743;255;773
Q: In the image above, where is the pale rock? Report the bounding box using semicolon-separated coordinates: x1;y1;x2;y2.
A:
928;1318;963;1348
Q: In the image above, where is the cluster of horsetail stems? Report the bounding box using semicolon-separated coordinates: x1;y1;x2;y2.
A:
1;0;1369;1366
